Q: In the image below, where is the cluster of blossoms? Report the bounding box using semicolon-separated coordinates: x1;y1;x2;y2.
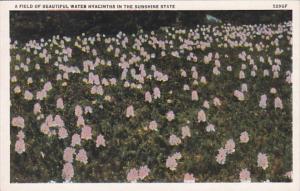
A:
10;20;292;182
126;165;151;182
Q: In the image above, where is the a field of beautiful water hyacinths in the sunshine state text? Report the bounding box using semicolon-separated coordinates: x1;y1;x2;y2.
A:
10;21;292;183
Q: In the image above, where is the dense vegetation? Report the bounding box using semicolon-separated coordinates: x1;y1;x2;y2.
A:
10;11;292;183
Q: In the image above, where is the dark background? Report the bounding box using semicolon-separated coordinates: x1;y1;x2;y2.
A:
10;11;292;43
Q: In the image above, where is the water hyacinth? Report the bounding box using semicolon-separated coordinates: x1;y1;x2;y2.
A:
166;111;175;121
257;153;269;170
184;173;196;183
239;169;251;182
126;105;135;118
197;110;206;123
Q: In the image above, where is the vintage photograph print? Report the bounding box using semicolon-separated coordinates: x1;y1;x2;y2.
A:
10;11;292;183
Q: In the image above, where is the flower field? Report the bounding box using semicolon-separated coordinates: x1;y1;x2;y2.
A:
10;21;292;182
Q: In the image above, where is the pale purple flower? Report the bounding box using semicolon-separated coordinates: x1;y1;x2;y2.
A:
58;127;68;139
15;139;26;154
239;70;245;79
206;124;215;132
56;98;64;109
166;111;175;121
149;120;158;131
76;116;85;127
62;162;74;181
153;87;161;99
166;156;178;171
203;100;210;109
126;105;135;118
12;116;25;128
257;153;268;170
274;97;283;109
76;149;88;164
213;97;221;106
259;95;267;109
216;147;227;165
191;90;199;101
240;131;249;143
17;130;25;139
127;168;139;182
81;125;92;140
96;134;106;147
234;90;244;101
169;134;181;145
75;105;83;117
43;81;52;91
71;134;81;146
24;90;33;100
184;173;195;183
239;168;251;182
145;91;152;103
138;165;150;180
63;147;75;163
33;103;41;115
14;85;21;94
225;139;235;154
197;110;206;123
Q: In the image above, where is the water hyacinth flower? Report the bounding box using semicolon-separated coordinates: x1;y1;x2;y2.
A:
184;173;196;183
144;91;152;103
24;90;33;100
76;149;88;164
216;147;227;165
153;87;161;99
197;110;206;123
127;168;139;182
63;147;75;163
138;165;150;180
76;116;85;127
81;125;92;140
225;139;235;154
181;126;191;138
259;94;267;109
58;127;68;139
239;168;251;182
270;88;277;94
15;139;26;154
203;100;210;109
257;153;268;170
56;98;64;109
75;105;83;117
33;103;42;115
191;90;199;101
17;130;25;139
14;85;21;94
206;124;215;132
62;163;74;181
169;134;181;146
234;90;245;101
274;97;283;109
126;105;135;118
12;116;25;128
96;134;106;147
213;97;221;106
240;131;249;143
166;156;178;171
166;111;175;121
149;120;158;131
71;133;81;146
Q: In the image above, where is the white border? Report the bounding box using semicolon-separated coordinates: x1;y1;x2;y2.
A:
0;1;299;191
